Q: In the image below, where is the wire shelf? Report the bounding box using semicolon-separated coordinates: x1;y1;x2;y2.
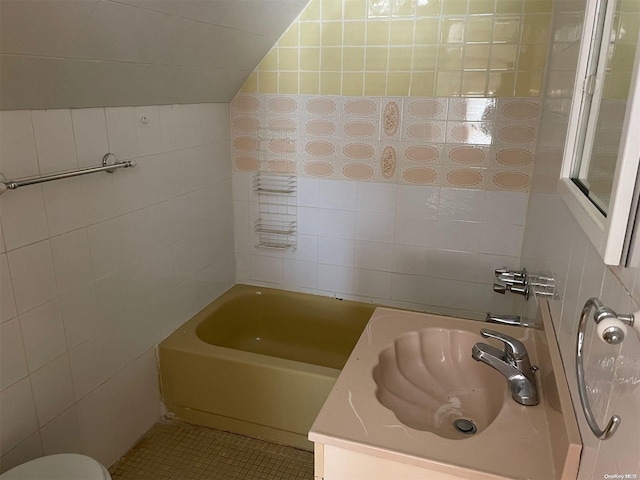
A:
253;128;298;251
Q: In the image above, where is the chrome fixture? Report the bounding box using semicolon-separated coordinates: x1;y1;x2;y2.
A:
493;267;556;301
0;153;135;195
493;281;530;299
494;266;527;284
485;313;523;326
485;312;538;328
493;267;530;299
576;297;640;440
472;328;539;406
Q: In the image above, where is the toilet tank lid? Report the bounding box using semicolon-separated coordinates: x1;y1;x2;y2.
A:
0;454;110;480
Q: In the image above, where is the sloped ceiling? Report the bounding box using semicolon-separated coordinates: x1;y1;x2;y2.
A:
0;0;308;110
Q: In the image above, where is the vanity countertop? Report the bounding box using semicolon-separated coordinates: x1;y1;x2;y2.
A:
309;303;581;480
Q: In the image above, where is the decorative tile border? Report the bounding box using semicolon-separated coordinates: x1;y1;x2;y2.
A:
231;94;541;192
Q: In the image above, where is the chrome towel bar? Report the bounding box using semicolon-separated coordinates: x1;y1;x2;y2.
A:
576;297;640;440
0;153;136;195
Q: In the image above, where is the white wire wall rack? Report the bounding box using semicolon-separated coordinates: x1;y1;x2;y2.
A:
253;173;298;250
0;153;135;195
253;127;298;251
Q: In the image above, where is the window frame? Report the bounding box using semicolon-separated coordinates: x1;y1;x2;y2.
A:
559;0;640;266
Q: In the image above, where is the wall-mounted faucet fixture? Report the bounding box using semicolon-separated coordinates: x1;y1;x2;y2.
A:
492;267;556;301
485;313;523;326
485;312;539;328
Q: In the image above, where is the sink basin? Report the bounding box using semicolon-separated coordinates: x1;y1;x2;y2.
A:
310;307;582;479
373;328;507;439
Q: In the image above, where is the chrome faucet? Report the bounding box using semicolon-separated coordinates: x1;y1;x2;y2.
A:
471;329;539;406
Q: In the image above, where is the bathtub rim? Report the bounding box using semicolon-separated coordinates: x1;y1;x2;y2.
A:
159;283;365;379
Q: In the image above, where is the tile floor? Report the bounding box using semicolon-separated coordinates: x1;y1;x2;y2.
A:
109;419;314;480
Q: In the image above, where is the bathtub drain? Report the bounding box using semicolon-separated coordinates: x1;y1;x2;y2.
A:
453;419;477;435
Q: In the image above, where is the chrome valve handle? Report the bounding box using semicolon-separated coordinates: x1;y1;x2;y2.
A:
494;267;527;280
493;283;530;300
492;267;554;301
493;283;507;294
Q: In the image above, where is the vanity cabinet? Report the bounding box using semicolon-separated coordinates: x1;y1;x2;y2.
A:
309;304;581;480
314;443;474;480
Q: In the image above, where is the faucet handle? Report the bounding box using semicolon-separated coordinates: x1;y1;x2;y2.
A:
494;267;527;279
493;283;507;294
494;267;510;277
493;282;530;300
480;329;528;361
497;273;526;285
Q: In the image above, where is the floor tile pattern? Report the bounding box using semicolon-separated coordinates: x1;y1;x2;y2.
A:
109;420;314;480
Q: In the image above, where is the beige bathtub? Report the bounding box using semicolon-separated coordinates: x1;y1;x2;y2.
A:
159;284;376;450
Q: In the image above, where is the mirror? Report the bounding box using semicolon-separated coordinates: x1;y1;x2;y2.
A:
559;0;640;265
570;0;639;214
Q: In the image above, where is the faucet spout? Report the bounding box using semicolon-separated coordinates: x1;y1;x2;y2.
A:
472;342;539;406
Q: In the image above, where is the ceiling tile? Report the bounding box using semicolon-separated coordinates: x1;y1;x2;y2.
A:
0;0;309;109
134;8;208;66
67;1;143;63
0;0;97;57
0;55;66;110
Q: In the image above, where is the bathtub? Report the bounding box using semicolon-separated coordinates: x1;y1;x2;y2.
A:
159;284;376;451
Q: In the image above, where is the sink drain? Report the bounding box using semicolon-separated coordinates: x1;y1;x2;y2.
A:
453;419;477;435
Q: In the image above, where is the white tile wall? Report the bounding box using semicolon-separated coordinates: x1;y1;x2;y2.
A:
522;0;640;476
42;177;88;236
71;109;110;167
0;319;28;391
0;111;40;179
0;379;39;454
396;185;439;218
59;284;103;350
7;241;58;314
0;186;49;251
105;107;139;160
40;406;82;456
51;229;94;295
235;174;527;318
75;384;118;467
31;110;78;174
284;259;318;289
0;103;234;472
30;354;76;427
0;254;17;322
133;106;163;157
68;336;109;400
523;194;640;479
19;300;67;373
318;209;355;239
438;188;482;221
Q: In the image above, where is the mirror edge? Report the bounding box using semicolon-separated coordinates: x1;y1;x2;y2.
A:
558;0;640;266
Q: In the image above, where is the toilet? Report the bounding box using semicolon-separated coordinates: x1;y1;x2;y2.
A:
0;454;111;480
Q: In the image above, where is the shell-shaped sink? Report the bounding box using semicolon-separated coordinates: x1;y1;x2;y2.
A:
373;328;507;439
